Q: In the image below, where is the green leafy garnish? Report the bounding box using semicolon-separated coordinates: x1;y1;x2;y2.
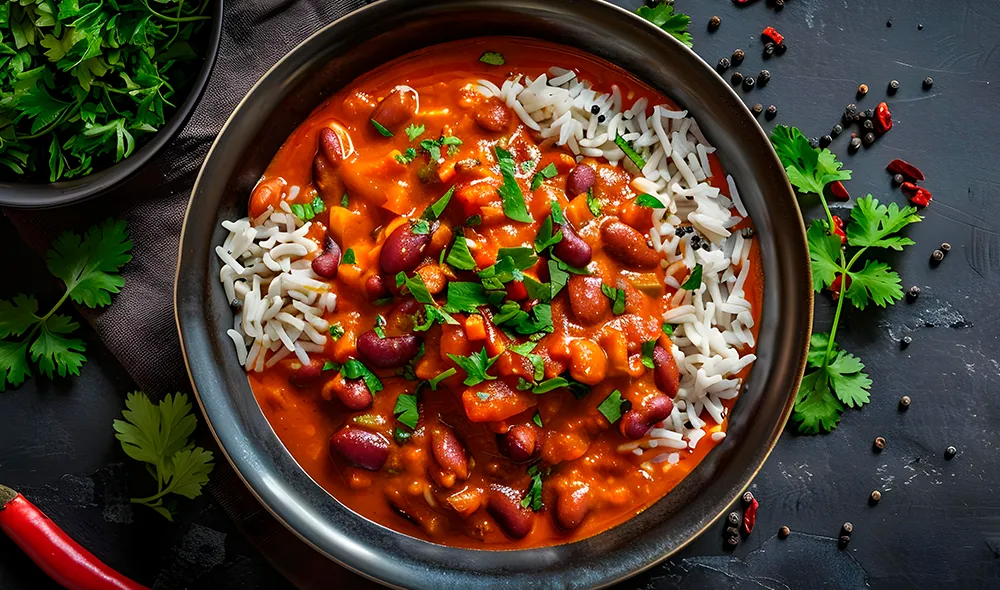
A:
447;347;499;386
445;282;490;313
341;193;349;208
428;367;457;390
597;389;626;424
520;464;548;511
547;259;570;300
322;360;341;372
341;359;383;394
600;283;627;315
405;124;425;142
636;193;667;208
636;2;693;47
495;146;534;223
614;133;646;170
534;213;564;253
466;215;483;227
640;340;656;369
530;162;559;191
550;201;566;225
411;219;431;235
446;234;478;271
289;196;326;221
661;323;674;337
1;220;131;391
681;264;703;290
533;412;543;427
393;394;420;429
421;186;455;220
396;271;435;304
479;51;506;66
371;119;394;137
586;188;603;217
420;136;463;162
412;304;459;331
342;248;357;265
770;125;852;196
395;147;418;165
113;392;214;520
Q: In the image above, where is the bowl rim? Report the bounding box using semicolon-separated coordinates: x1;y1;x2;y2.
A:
175;0;812;587
0;0;225;210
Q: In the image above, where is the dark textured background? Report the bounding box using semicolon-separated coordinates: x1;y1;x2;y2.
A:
2;0;1000;588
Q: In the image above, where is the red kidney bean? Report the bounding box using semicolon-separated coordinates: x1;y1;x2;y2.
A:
566;164;596;196
323;374;373;410
652;345;680;397
555;484;590;530
312;236;342;279
430;423;469;479
497;424;538;462
329;427;389;470
356;330;421;368
486;484;534;539
371;89;417;130
318;127;345;164
567;276;610;325
475;97;513;132
365;274;390;302
380;221;435;275
601;219;660;269
552;222;592;268
312;154;339;198
619;394;674;439
288;359;324;388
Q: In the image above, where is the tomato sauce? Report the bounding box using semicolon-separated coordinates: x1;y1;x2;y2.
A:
245;38;763;549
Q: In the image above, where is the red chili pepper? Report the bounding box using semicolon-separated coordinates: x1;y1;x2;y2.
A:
909;187;933;208
830;273;852;301
742;497;759;533
761;26;784;45
506;280;528;301
0;484;147;590
874;102;893;133
829;180;850;201
732;0;758;4
900;181;919;197
831;215;847;244
886;159;925;182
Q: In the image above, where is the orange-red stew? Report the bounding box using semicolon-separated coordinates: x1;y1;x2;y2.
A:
245;38;762;548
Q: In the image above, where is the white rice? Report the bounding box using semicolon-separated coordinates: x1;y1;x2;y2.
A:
216;202;334;372
479;66;757;462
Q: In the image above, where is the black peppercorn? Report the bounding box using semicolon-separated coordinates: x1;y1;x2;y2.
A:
819;135;833;148
590;105;600;115
842;522;854;535
889;79;900;94
731;71;744;86
886;20;892;28
873;436;886;451
742;491;754;504
863;132;876;146
230;298;242;310
741;227;756;238
899;395;911;409
931;249;945;263
808;137;820;149
918;24;924;30
727;511;740;525
778;525;790;538
751;103;764;117
941;242;952;252
763;42;775;58
775;42;787;55
863;119;875;132
726;525;740;536
863;108;874;120
743;76;756;90
923;76;934;89
857;83;869;97
893;173;905;185
849;137;862;152
839;535;851;547
726;534;740;547
765;104;777;120
758;69;771;86
717;57;731;72
774;0;785;9
843;103;859;124
900;335;912;349
597;115;606;123
870;489;882;503
709;15;722;31
907;285;921;301
732;49;745;65
945;446;957;459
831;123;843;137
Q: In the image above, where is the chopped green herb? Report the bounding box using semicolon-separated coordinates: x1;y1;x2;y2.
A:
341;359;383;394
480;51;506;66
466;215;482;227
405;124;426;142
636;193;667;208
395;271;435;305
341;193;349;208
586;188;603;217
528;354;545;380
289;202;319;221
534;214;564;253
547;259;570;300
770;125;852;196
421;186;456;220
550;201;566;225
520;464;547;511
374;325;386;338
614;133;646;170
341;248;357;265
445;282;490;313
421;136;463;162
428;367;457;390
681;264;703;290
532;377;570;394
412;220;431;235
518;378;534;391
533;412;543;427
530;162;559;191
522;276;551;304
371;119;394;137
394;427;412;444
597;389;626;423
600;283;627;315
508;341;538;356
412;304;459;331
522;160;537;173
447;348;499;386
446;234;478;271
393;394;420;429
372;296;394;306
661;323;674;337
495;146;534;223
322;360;341;372
640;340;656;369
495;302;554;336
395;147;418;165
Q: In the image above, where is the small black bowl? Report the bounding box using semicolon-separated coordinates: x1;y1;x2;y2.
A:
176;0;812;587
0;0;223;210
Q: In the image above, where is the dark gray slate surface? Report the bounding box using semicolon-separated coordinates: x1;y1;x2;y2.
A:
2;0;999;588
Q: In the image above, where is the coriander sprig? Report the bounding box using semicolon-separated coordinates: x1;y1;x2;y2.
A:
771;125;921;434
0;219;132;391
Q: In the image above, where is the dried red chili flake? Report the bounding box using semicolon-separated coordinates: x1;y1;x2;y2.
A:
829;180;850;201
761;26;784;45
909;187;933;208
900;181;919;197
831;215;847;244
830;274;851;301
886;159;925;182
874;102;893;133
743;496;759;533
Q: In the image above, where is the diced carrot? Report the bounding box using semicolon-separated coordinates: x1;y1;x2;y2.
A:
438;160;457;184
480;205;506;225
428;224;452;257
465;314;486;341
462;380;537;422
565;193;595;229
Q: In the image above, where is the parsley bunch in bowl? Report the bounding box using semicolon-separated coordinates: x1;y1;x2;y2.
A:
0;0;213;184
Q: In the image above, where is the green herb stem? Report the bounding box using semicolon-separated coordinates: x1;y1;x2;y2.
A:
823;249;850;365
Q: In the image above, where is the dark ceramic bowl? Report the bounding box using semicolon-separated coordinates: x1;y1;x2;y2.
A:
0;1;223;210
175;0;811;587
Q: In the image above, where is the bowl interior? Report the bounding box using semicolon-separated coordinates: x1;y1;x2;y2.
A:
176;1;811;588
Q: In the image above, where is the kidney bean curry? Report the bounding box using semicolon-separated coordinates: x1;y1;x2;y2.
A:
243;38;762;548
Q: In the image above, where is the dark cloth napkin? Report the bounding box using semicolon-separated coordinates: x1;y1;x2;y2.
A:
5;1;380;587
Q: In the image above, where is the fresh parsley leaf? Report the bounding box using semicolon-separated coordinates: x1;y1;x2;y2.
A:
341;193;350;208
826;350;872;408
661;323;674;337
586;188;602;217
522;276;551;304
329;323;345;340
534;214;563;253
413;304;459;331
396;147;418;164
550;200;566;225
532;377;570;394
597;389;626;423
847;195;922;250
47;219;132;308
447;348;499;386
446;235;478;271
30;314;85;379
445;282;490;313
289;203;314;220
412;219;431;235
520;464;547;511
0;340;32;392
636;2;693;47
496;247;538;271
421;186;455;220
342;359;383;394
420;136;463;162
508;341;538;356
0;294;40;338
636;193;667;208
845;259;902;309
405;124;425;142
530;162;558;191
806;332;830;368
806;219;841;292
614;133;646;170
428;367;457;390
342;248;356;265
533;412;543;427
494;146;534;223
393;394;420;429
793;369;843;435
466;215;483;227
396;271;435;304
681;263;703;291
793;334;871;434
480;51;506;66
322;360;342;372
640;340;656;369
600;283;626;315
522;160;537;173
113;392;214;520
311;196;326;216
547;259;570;300
770;125;852;196
371;119;394;137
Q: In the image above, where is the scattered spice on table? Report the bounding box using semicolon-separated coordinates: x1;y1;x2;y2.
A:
726;534;740;547
886;20;892;28
874;102;893;133
762;26;784;45
907;285;921;301
732;48;745;64
752;103;764;117
763;43;775;58
893;174;905;186
778;525;791;538
931;249;946;263
743;76;756;90
945;446;958;459
819;134;833;148
830;180;850;201
709;15;722;31
940;242;952;253
888;79;900;93
857;83;869;98
849;136;862;152
873;436;886;451
841;522;854;535
831;123;844;137
743;495;759;533
839;535;852;548
717;57;731;72
727;511;741;526
900;335;912;349
870;490;882;504
758;70;771;86
899;395;911;408
887;159;925;181
863;132;876;147
774;0;785;11
765;104;778;120
923;76;934;89
732;71;745;86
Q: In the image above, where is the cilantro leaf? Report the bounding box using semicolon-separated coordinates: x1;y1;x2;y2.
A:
521;464;547;510
636;2;693;47
614;133;646;170
428;367;457;390
396;271;435;304
29;314;86;378
161;447;214;501
636;193;667;208
329;323;344;340
792;369;843;435
421;186;455;221
597;389;626;423
806;219;842;292
845;259;902;309
600;283;626;315
826;350;872;408
413;304;459;331
547;259;570;299
530;162;558;191
342;359;383;394
0;294;40;337
480;51;506;66
342;248;356;265
447;347;498;386
770;125;852;196
47;219;132;308
806;332;831;368
586;189;602;217
0;340;32;392
445;282;490;313
533;412;543;427
681;264;703;291
847;195;922;250
393;394;420;429
793;336;871;433
446;234;477;271
495;146;534;223
640;340;656;369
405;124;425;142
534;214;563;253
